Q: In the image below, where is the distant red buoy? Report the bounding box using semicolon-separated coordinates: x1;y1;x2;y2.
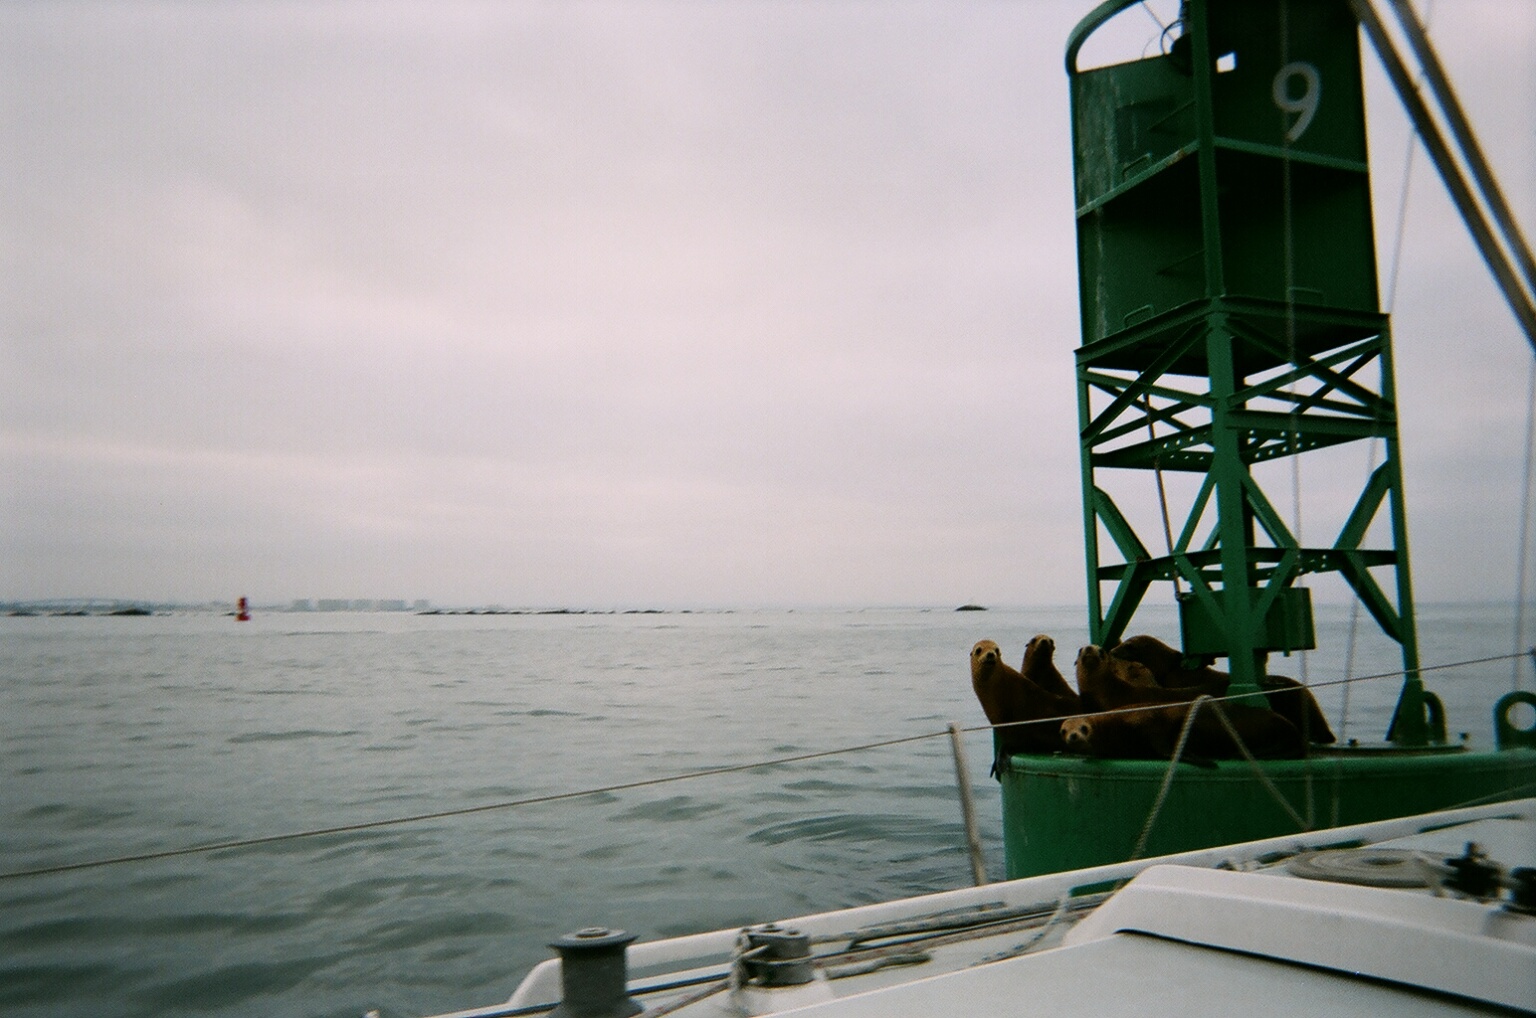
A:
236;596;251;622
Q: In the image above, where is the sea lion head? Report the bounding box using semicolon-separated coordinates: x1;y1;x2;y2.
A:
1060;716;1093;751
1112;657;1160;688
1025;634;1054;657
1109;634;1184;677
1075;644;1104;673
970;639;1003;677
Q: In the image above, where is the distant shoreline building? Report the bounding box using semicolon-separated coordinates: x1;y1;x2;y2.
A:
298;598;427;612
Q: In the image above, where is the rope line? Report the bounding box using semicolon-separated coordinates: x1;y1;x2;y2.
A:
3;648;1529;883
1130;695;1207;860
1346;0;1431;741
1130;694;1312;863
1515;357;1536;692
1276;4;1316;831
1444;780;1536;812
1204;698;1311;831
1382;99;1421;313
1140;394;1185;598
970;894;1073;964
0;729;948;882
1382;0;1434;314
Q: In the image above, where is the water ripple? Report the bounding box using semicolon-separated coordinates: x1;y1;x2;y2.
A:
746;813;953;846
609;796;723;822
227;729;362;744
130;955;345;1011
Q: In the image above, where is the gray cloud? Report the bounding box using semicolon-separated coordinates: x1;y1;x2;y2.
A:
2;1;1531;607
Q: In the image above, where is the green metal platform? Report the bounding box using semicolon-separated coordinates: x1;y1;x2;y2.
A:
999;743;1536;879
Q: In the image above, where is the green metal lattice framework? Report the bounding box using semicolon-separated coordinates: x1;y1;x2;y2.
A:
1066;0;1437;743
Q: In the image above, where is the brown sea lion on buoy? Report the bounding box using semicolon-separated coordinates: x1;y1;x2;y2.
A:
1107;638;1334;744
1074;644;1188;714
1021;634;1077;700
1188;699;1306;759
1259;675;1337;744
1107;634;1186;676
1109;634;1229;696
1061;698;1304;762
1060;707;1193;762
970;639;1082;764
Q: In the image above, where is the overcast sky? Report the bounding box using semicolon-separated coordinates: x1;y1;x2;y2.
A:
2;1;1532;609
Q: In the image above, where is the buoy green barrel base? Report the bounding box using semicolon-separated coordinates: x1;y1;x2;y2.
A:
998;746;1536;879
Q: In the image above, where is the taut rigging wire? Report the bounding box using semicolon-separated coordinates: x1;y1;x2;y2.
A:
1340;0;1434;740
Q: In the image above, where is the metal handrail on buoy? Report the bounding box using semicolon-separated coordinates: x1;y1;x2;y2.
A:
1495;691;1536;750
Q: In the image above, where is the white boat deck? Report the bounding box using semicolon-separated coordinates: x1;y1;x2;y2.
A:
433;799;1536;1017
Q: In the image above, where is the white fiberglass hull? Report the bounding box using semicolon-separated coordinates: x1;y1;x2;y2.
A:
431;797;1536;1018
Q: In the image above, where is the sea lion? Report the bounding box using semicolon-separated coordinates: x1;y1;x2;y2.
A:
1259;675;1337;744
1021;634;1077;700
1109;634;1229;696
1061;698;1305;762
1074;644;1191;714
1107;638;1333;743
1107;634;1185;677
970;639;1082;764
1193;699;1307;759
1059;707;1199;762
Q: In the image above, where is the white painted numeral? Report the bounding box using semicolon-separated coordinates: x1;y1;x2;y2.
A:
1272;61;1321;142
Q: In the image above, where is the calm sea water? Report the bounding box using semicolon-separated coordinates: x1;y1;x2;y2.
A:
1;603;1528;1018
